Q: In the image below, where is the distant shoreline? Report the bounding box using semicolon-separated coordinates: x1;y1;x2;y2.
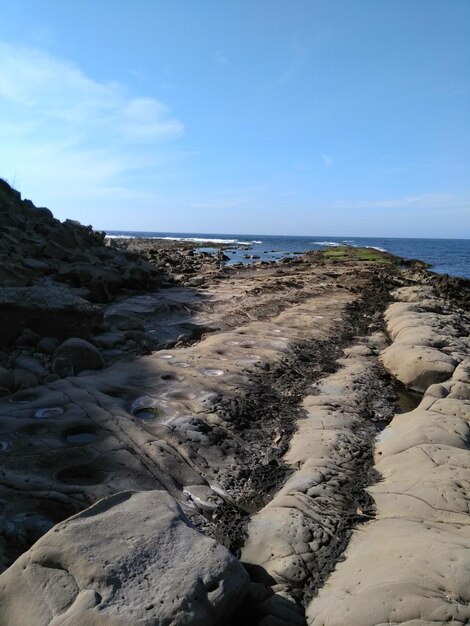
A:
105;231;470;279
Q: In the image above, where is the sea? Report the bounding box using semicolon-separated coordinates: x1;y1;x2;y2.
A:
106;231;470;280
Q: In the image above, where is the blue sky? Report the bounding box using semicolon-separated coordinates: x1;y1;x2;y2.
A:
0;1;469;237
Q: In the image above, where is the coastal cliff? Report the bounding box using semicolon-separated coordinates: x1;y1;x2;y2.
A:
0;181;469;625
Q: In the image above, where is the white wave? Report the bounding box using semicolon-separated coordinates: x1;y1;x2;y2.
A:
251;240;263;244
109;236;239;244
311;241;343;247
365;245;387;252
105;234;162;240
160;236;240;244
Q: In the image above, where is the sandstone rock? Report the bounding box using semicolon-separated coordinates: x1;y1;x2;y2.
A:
379;287;469;392
307;362;470;625
186;276;205;287
242;346;389;606
43;240;69;261
0;490;249;626
12;368;39;390
0;367;13;391
13;354;46;377
52;338;105;377
15;329;41;348
380;343;457;392
36;336;61;355
0;283;103;347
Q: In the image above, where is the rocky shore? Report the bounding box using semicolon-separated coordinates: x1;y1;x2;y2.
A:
0;179;469;625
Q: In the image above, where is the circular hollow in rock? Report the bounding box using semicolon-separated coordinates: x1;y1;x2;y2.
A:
203;369;224;377
158;354;174;360
18;423;51;437
160;373;177;381
34;407;65;419
64;426;98;445
0;440;11;452
131;396;169;421
165;390;197;401
8;390;42;404
56;466;106;485
134;409;164;421
174;362;190;368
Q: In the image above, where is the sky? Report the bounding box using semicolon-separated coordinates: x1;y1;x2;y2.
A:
0;0;469;238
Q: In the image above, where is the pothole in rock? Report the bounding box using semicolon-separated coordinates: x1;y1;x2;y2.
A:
64;426;99;445
393;381;423;414
56;465;106;485
17;423;51;437
8;390;44;404
203;369;225;377
0;440;11;452
34;407;65;419
130;395;181;421
158;354;174;360
164;390;197;401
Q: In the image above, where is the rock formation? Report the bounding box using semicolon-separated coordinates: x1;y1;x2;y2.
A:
0;181;469;625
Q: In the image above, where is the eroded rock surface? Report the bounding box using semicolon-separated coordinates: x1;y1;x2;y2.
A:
380;284;470;392
1;185;469;626
306;280;470;626
240;339;394;624
0;490;249;626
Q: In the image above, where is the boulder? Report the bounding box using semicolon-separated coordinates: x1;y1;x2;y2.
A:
380;343;457;392
12;368;39;390
0;490;250;626
0;283;103;347
36;336;61;355
52;338;105;377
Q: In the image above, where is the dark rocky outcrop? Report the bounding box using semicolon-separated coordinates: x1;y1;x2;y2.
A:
0;178;161;347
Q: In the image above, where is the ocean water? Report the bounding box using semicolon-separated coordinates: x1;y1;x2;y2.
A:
106;231;470;280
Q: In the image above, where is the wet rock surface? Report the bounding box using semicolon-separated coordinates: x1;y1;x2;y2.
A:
1;182;470;625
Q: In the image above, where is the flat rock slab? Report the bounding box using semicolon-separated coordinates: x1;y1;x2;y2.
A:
0;490;249;626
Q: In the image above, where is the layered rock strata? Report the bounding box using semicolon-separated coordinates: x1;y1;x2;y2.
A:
306;286;470;626
2;182;469;625
380;285;470;392
0;249;399;625
240;337;393;625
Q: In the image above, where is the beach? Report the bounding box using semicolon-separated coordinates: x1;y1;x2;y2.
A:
0;180;470;625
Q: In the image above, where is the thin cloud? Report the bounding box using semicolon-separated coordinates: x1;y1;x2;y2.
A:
0;40;184;208
331;192;469;211
321;153;333;167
